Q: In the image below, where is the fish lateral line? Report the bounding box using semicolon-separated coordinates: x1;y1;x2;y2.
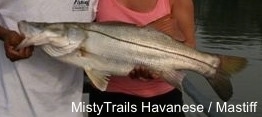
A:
85;29;216;69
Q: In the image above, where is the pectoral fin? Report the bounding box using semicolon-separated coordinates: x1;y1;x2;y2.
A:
84;66;110;91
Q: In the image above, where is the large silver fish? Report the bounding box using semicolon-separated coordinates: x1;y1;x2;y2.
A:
17;21;247;102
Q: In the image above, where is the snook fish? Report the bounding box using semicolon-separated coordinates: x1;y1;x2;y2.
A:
17;21;247;102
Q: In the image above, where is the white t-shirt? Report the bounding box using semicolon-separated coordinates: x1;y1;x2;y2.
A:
0;0;98;117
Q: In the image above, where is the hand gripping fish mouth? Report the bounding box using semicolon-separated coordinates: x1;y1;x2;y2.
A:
17;21;247;102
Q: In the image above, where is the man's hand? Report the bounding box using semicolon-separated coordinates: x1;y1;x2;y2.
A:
128;65;161;81
3;30;34;62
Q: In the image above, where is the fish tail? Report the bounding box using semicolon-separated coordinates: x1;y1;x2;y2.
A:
218;55;248;74
206;55;247;102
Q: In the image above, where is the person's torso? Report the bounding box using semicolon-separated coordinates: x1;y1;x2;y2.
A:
97;0;175;97
0;0;98;30
97;0;171;26
0;1;98;116
0;0;99;84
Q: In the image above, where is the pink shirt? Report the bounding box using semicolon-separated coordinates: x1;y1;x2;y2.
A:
97;0;171;26
96;0;175;97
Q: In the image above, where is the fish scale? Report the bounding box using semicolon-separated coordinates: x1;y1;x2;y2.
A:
84;24;218;75
17;21;247;102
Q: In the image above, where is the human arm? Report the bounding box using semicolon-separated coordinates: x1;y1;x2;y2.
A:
0;26;9;41
171;0;196;48
0;25;34;61
148;0;196;48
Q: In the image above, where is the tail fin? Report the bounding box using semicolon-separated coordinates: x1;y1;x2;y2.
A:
207;55;247;102
219;55;247;74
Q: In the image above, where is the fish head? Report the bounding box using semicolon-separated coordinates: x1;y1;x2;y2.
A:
17;21;55;49
18;21;47;38
17;21;74;49
19;21;71;38
17;21;88;56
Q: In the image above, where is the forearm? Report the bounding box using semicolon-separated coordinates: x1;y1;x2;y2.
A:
172;0;196;48
0;25;10;41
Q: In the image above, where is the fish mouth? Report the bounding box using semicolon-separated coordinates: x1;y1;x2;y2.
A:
18;21;28;36
18;21;46;37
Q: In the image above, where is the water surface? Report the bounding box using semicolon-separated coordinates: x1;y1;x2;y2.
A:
184;0;262;117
